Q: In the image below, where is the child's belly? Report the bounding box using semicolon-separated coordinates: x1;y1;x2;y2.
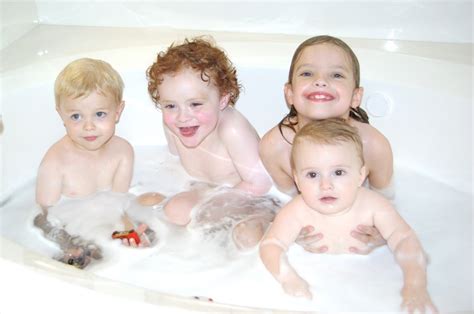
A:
178;144;246;186
183;159;241;186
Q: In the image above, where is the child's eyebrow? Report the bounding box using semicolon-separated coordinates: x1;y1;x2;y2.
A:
295;63;349;72
299;164;351;172
332;164;351;168
327;65;350;72
299;167;319;172
158;99;173;104
189;98;206;102
295;63;314;71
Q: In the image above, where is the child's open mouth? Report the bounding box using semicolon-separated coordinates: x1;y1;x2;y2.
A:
306;92;335;101
179;126;199;137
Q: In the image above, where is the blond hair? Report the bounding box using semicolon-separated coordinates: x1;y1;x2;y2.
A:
290;118;365;170
54;58;124;106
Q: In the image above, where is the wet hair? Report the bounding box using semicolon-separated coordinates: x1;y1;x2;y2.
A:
279;35;369;143
54;58;124;107
290;118;365;170
146;36;241;107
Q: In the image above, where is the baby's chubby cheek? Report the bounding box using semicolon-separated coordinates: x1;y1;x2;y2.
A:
194;111;218;125
162;115;174;127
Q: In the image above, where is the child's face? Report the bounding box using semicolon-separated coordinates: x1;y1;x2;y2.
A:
57;90;124;151
293;139;365;215
158;68;229;148
285;43;363;122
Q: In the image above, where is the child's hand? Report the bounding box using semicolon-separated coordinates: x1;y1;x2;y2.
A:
295;225;327;253
281;275;312;300
401;284;438;314
349;224;386;254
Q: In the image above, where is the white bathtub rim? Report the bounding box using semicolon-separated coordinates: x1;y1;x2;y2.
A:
0;236;285;313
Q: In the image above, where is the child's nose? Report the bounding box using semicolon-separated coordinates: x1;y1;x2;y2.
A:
83;119;95;131
313;74;327;87
319;176;333;190
177;108;191;122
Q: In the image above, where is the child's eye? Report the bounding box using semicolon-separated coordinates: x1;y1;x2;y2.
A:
334;169;346;176
163;104;175;110
299;71;312;77
190;102;203;107
306;171;318;179
70;113;81;121
332;73;344;79
96;111;107;118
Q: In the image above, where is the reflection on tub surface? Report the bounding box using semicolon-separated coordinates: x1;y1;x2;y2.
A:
1;146;471;312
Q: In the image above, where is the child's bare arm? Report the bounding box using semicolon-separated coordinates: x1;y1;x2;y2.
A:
259;199;312;299
36;154;62;213
259;129;297;196
374;200;437;313
221;113;272;195
111;139;134;193
393;232;438;313
365;129;393;192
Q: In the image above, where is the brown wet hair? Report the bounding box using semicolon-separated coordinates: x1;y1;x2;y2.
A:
279;35;369;144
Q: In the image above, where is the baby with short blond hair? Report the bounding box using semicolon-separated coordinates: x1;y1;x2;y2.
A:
35;58;151;268
260;118;437;313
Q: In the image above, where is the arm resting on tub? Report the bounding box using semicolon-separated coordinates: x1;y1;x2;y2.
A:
259;201;312;299
375;205;438;313
259;238;312;300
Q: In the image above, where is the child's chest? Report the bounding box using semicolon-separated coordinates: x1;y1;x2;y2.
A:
306;208;374;254
61;156;119;197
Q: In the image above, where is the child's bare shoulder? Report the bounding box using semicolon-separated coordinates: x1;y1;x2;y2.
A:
41;136;72;164
352;120;390;147
279;195;310;218
357;187;394;213
260;125;293;161
262;124;289;147
218;107;258;139
108;135;133;151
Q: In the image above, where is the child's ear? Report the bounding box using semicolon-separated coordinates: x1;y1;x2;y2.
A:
292;170;300;189
350;87;364;109
359;165;367;186
219;94;231;110
284;83;294;108
115;101;125;123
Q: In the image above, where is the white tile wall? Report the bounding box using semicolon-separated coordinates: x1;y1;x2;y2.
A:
33;1;472;43
0;1;39;50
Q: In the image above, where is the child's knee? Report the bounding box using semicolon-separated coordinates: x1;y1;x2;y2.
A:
163;196;193;226
232;217;271;250
137;192;165;206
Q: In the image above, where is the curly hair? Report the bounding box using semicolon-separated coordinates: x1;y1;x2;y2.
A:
146;37;241;107
278;35;369;144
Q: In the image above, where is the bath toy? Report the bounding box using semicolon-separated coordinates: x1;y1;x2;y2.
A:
55;247;91;269
112;229;141;245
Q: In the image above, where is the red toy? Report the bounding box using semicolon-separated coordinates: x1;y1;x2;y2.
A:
112;229;141;245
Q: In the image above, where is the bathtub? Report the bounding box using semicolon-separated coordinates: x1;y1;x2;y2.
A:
1;23;472;313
